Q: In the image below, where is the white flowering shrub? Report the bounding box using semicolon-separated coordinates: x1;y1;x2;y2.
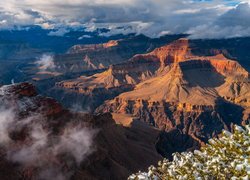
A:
129;125;250;180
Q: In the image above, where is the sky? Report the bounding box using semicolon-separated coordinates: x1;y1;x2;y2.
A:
0;0;250;38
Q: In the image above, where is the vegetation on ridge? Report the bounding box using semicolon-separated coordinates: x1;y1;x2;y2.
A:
129;125;250;180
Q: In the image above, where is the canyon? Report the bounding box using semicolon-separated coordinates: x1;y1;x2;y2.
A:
29;34;185;81
0;34;250;179
57;38;250;158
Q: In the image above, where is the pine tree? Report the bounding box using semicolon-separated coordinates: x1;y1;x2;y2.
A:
129;125;250;180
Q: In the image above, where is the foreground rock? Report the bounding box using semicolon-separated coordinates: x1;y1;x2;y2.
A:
0;83;162;180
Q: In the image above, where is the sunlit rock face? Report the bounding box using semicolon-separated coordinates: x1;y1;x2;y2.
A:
27;35;185;99
57;38;249;112
190;38;250;72
95;39;250;157
52;37;188;110
46;35;185;75
35;38;249;160
68;40;119;53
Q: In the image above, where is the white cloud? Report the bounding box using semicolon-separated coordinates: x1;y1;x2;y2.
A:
78;34;92;40
189;3;250;39
54;126;97;165
48;28;70;36
35;54;56;70
0;106;96;180
0;108;15;143
0;0;249;38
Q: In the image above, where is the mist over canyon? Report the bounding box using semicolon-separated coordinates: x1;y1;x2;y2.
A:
0;32;249;179
0;0;250;179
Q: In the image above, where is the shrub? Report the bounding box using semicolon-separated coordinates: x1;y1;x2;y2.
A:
129;125;250;180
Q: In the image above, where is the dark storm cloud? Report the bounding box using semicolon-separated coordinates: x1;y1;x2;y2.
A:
189;3;250;38
0;0;249;38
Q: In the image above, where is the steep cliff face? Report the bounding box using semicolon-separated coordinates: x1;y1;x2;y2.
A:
0;82;64;117
0;83;162;180
68;40;119;53
58;39;244;93
24;38;250;162
47;35;186;74
56;38;250;114
27;35;185;84
56;59;160;93
96;40;250;157
98;59;248;122
190;37;250;71
145;38;191;65
55;38;194;110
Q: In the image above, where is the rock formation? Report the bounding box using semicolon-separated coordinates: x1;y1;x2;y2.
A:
1;36;249;179
95;39;250;157
35;35;185;76
0;83;162;180
55;38;192;110
15;38;250;163
56;38;249;114
190;37;250;71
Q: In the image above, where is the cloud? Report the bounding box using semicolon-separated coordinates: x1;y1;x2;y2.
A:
54;125;96;165
48;28;70;36
69;103;92;113
35;54;56;70
78;34;92;40
9;121;49;165
0;104;97;180
0;108;15;143
0;0;249;38
189;3;250;39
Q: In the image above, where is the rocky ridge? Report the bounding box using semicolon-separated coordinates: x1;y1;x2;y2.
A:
94;39;250;157
0;82;162;180
54;38;193;110
40;35;185;75
56;38;249;113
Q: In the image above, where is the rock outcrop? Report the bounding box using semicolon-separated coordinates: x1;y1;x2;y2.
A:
0;82;64;117
67;40;119;53
56;38;250;114
95;39;250;157
190;37;250;71
41;35;185;75
55;38;192;110
0;83;162;180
